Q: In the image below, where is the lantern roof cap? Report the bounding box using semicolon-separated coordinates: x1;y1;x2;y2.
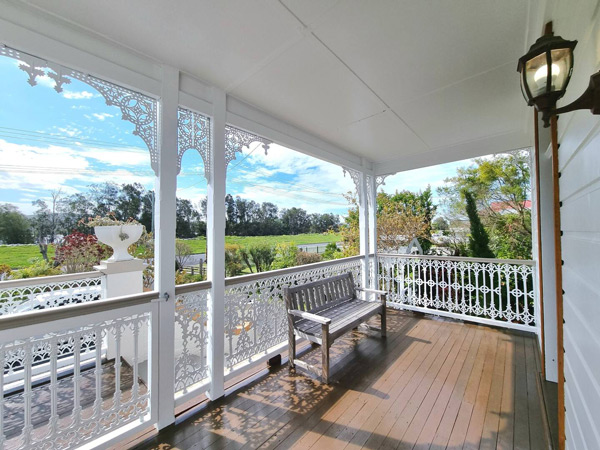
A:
517;33;577;72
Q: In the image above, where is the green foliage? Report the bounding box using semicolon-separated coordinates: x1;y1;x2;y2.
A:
13;258;61;279
464;191;494;258
0;205;33;244
322;242;342;260
175;271;205;285
271;242;299;270
438;151;532;259
248;244;276;273
225;244;244;277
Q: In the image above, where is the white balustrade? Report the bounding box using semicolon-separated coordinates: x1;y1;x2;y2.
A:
0;291;159;449
223;256;363;378
173;281;211;406
378;254;537;331
0;272;102;316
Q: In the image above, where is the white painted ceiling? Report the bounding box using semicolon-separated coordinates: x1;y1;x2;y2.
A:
20;0;533;169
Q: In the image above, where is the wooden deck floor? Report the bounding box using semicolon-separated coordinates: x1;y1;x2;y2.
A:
129;309;549;450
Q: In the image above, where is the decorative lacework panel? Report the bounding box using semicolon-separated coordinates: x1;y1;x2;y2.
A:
0;277;102;316
224;258;363;370
177;108;211;179
378;256;536;328
174;288;209;395
0;312;151;450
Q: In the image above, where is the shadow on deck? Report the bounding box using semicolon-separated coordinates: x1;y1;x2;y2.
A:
125;309;551;449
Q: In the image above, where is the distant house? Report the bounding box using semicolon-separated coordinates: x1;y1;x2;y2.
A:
489;200;532;214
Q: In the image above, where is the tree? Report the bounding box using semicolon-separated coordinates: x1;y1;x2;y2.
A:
464;191;494;258
116;183;143;221
0;204;33;244
175;240;193;269
438;150;532;259
341;189;435;255
281;208;310;235
176;198;201;238
433;217;449;231
271;242;299;269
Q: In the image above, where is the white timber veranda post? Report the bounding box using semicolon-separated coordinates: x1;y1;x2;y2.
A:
368;174;378;289
358;167;370;289
153;65;179;428
537;118;559;383
206;87;226;400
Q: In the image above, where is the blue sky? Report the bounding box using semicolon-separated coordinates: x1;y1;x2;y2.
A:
0;54;469;217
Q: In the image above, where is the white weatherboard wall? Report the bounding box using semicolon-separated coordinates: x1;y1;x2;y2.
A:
548;1;600;448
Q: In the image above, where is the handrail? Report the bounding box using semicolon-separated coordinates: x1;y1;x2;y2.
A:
377;253;535;266
0;290;159;331
175;280;212;294
224;255;363;287
0;271;102;289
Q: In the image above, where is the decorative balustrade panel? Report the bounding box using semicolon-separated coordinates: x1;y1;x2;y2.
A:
224;257;363;371
0;276;102;316
0;310;151;450
378;254;536;330
0;275;103;379
174;287;209;397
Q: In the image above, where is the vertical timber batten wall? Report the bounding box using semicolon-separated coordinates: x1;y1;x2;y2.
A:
548;2;600;449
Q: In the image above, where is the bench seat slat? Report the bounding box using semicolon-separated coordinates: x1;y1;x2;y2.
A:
294;299;381;337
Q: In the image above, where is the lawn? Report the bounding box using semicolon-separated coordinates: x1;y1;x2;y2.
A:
0;233;341;269
0;245;56;269
183;233;341;254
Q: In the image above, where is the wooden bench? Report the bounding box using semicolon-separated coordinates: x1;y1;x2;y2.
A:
284;272;387;383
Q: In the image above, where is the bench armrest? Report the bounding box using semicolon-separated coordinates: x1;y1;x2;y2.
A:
288;309;332;325
355;287;387;304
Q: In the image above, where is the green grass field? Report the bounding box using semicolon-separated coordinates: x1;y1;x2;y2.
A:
0;233;341;269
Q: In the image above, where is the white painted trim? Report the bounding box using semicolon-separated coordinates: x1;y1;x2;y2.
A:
226;96;366;171
387;303;538;333
358;167;370;288
153;65;179;429
206;88;227;400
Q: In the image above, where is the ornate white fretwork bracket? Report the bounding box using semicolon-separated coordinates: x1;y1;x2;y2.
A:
1;45;159;173
224;125;271;170
342;167;362;200
177;107;211;179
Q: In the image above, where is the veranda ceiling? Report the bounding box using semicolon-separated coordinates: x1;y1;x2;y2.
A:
14;0;534;173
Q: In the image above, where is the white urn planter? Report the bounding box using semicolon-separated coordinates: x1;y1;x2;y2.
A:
94;224;144;262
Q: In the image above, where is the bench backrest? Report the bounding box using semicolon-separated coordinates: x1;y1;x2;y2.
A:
284;272;356;313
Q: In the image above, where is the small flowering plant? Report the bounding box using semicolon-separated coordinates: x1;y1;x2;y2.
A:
80;213;141;241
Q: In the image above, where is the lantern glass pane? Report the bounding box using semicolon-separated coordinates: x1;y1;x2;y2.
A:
550;48;572;91
525;53;549;98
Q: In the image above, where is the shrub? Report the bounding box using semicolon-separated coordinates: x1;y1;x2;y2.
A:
0;263;12;281
225;244;244;277
175;270;206;285
271;242;298;270
297;251;322;265
13;258;61;279
322;242;342;260
54;231;111;273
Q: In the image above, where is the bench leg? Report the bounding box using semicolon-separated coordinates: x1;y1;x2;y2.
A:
321;324;330;384
288;324;296;370
381;305;387;338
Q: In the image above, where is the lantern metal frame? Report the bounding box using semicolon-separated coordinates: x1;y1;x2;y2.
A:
518;32;600;127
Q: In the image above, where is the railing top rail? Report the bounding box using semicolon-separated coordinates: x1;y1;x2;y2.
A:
175;280;212;295
0;271;103;290
224;255;364;287
377;253;535;266
0;290;159;331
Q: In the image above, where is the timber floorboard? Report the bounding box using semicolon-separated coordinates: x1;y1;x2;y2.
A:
127;309;550;450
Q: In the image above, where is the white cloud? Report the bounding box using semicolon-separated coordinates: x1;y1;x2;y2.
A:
0;140;154;212
81;146;150;167
56;126;81;138
62;90;95;100
226;143;354;214
91;112;114;121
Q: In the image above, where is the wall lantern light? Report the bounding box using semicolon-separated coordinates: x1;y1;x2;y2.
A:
517;32;600;127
